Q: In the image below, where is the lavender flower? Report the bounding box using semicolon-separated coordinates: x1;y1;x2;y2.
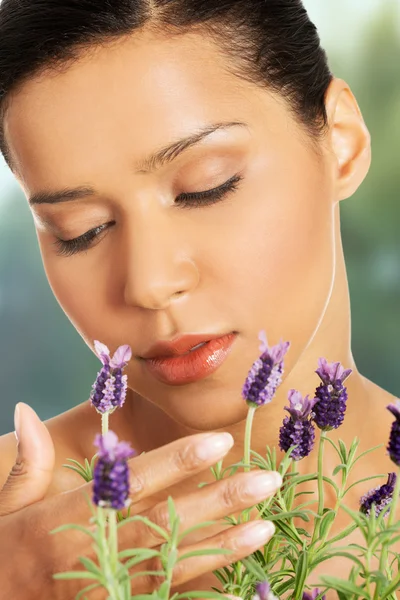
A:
360;472;397;518
93;430;136;510
387;400;400;466
242;330;290;407
279;390;317;461
253;580;279;600
90;341;132;414
312;358;352;431
302;590;326;600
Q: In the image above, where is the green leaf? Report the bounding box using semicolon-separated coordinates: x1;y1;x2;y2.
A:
312;550;365;571
381;570;400;597
116;515;169;540
49;523;97;541
296;528;312;538
319;576;370;598
178;548;233;562
321;522;358;545
338;439;348;463
52;571;99;581
75;582;102;600
63;457;87;469
293;550;308;599
318;509;336;540
167;496;177;524
352;443;384;467
260;509;311;523
332;464;347;476
175;592;233;599
293;490;315;499
178;520;218;543
343;474;387;497
347;437;361;465
274;576;295;596
324;436;341;458
241;556;267;580
118;548;160;561
78;556;104;579
129;569;165;580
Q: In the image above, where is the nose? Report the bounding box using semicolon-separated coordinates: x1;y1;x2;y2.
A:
121;210;199;310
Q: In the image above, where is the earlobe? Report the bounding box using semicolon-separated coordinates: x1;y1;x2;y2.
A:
326;78;372;202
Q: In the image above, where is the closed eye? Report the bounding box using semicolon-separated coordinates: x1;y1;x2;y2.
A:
52;172;244;257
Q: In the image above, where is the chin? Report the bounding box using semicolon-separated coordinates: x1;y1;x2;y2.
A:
160;395;250;431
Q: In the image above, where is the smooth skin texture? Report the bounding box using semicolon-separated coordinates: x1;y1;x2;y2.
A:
0;29;398;597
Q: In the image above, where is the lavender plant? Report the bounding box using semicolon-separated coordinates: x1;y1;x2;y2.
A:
51;334;400;600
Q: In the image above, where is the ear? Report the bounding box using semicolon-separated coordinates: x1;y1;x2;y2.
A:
325;77;371;202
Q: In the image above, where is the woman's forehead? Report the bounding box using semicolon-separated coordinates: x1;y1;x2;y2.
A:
3;32;292;188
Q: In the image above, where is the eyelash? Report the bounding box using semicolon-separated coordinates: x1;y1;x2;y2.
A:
52;173;244;257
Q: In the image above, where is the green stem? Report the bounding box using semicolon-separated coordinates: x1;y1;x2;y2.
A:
287;460;297;528
97;507;122;600
244;405;256;472
374;466;400;599
102;412;109;435
310;430;326;547
108;509;119;579
319;459;348;547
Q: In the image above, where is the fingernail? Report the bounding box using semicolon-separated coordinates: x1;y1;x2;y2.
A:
244;520;275;544
14;403;21;445
246;471;282;499
195;433;234;461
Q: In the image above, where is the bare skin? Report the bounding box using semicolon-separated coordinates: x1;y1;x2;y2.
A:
0;28;399;598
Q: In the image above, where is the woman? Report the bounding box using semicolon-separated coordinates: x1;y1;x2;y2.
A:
0;0;397;598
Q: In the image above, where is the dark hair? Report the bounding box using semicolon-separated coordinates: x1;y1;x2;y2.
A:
0;0;333;172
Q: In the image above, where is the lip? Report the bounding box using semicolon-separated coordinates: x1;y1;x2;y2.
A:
141;332;238;385
139;332;233;359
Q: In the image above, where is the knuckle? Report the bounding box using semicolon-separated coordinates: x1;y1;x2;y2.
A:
230;477;253;504
8;458;29;479
173;442;202;473
170;558;185;585
128;468;146;496
222;530;241;555
221;477;250;509
143;555;165;591
147;502;172;536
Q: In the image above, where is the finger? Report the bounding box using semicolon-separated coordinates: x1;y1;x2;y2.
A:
0;403;55;516
131;520;275;593
50;432;235;540
122;469;282;548
125;432;235;501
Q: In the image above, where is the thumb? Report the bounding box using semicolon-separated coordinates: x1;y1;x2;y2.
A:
0;402;55;516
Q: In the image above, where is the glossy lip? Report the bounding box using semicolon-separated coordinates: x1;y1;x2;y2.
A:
141;332;238;385
139;332;233;359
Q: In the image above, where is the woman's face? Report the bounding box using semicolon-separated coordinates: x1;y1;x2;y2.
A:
4;30;338;429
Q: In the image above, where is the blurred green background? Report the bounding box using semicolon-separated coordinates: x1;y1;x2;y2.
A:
0;0;399;435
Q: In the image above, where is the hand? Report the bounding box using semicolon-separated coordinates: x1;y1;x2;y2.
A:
0;403;282;599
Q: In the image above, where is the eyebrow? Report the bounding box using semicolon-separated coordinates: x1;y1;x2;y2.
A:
28;121;248;206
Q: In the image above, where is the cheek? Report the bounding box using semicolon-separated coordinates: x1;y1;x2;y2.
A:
208;151;335;356
37;236;106;346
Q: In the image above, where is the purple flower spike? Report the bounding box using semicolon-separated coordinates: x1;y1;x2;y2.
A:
303;590;326;600
253;580;279;600
279;390;317;461
312;357;352;431
242;330;290;407
387;400;400;466
90;340;132;414
93;430;136;510
360;472;397;518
